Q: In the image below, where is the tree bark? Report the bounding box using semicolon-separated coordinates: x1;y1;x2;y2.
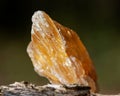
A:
0;81;119;96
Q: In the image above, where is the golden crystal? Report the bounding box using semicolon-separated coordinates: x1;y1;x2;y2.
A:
27;11;98;92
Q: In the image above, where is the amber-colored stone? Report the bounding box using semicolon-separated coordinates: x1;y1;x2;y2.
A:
27;11;98;92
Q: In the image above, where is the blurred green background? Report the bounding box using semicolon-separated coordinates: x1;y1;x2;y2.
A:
0;0;120;94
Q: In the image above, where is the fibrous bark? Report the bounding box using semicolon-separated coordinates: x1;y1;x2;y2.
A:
0;81;91;96
0;82;120;96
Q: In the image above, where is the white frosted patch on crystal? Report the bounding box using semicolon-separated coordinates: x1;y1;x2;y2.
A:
32;11;49;28
33;61;44;77
31;48;44;74
31;28;34;34
61;46;65;50
27;43;35;60
39;15;49;28
51;57;56;65
31;11;51;38
50;59;61;78
70;57;87;85
60;35;66;49
50;57;67;84
33;23;42;32
70;56;76;61
34;64;41;72
51;68;61;81
71;56;85;76
81;76;89;86
32;12;42;31
64;57;72;67
67;30;71;36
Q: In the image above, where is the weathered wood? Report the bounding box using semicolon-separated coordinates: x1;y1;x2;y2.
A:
0;81;91;96
0;82;120;96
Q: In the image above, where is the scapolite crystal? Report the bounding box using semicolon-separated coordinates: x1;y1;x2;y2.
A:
27;11;98;92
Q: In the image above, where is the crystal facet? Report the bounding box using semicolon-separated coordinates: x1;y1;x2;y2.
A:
27;11;98;92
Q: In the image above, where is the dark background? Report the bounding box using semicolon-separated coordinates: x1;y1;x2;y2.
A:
0;0;120;94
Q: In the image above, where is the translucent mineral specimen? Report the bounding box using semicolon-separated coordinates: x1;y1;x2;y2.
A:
27;11;98;92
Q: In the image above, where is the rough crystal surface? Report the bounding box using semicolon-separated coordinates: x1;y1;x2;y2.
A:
27;11;98;92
